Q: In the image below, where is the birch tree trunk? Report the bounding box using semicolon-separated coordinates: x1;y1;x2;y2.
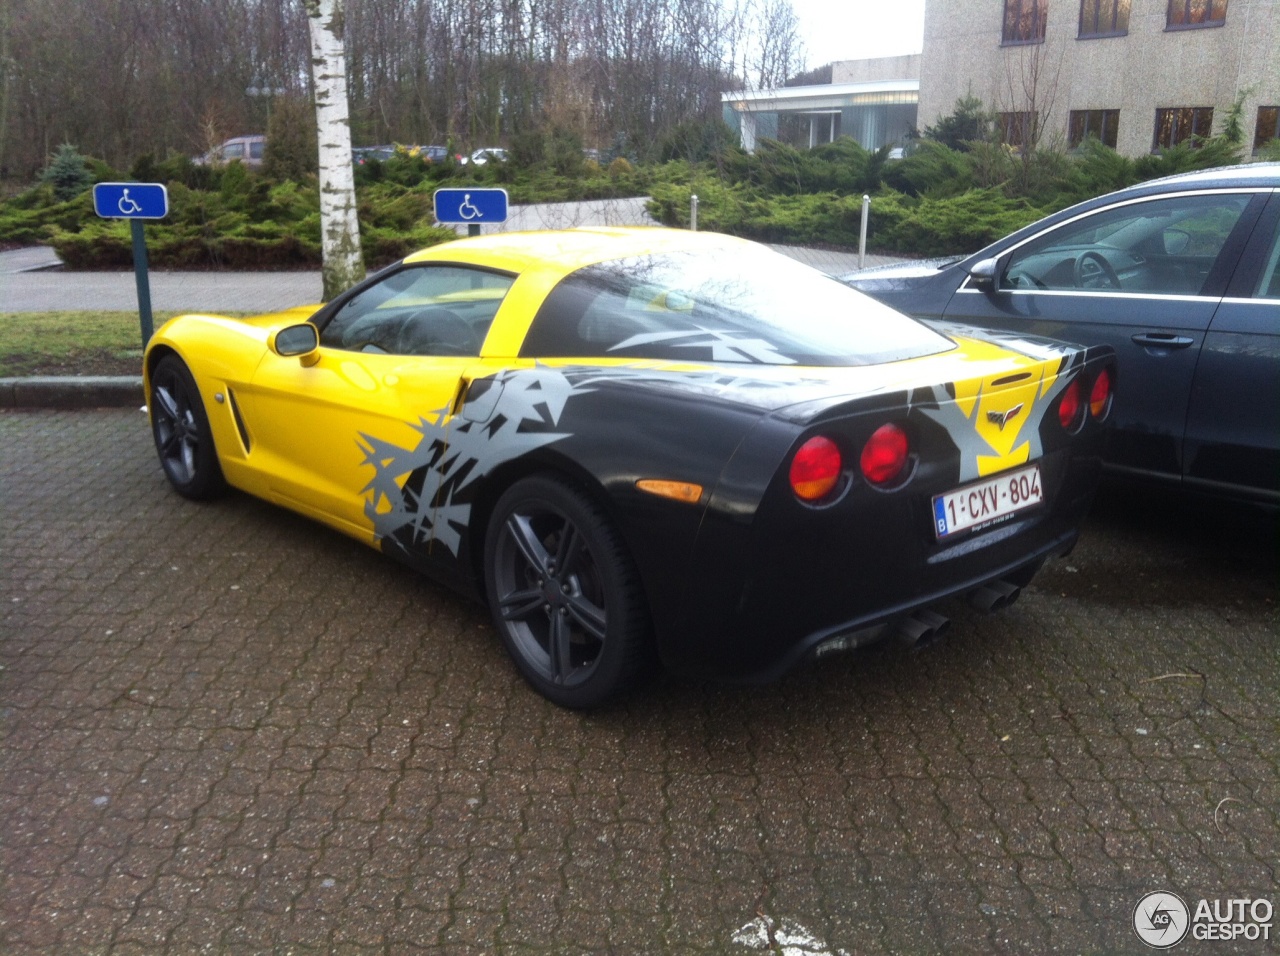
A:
304;0;364;301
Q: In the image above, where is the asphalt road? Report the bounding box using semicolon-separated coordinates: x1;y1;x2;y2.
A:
0;198;894;315
2;409;1277;954
1;243;889;314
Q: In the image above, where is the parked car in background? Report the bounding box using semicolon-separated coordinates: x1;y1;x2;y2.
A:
195;135;265;168
143;228;1114;707
844;163;1280;506
465;147;507;165
353;145;396;165
422;145;463;163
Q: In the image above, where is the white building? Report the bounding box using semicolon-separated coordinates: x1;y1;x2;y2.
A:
722;56;920;154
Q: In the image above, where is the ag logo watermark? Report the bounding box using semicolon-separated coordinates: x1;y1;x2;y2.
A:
1133;892;1190;948
1133;892;1274;948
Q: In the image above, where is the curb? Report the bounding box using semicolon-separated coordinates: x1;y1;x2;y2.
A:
0;376;144;409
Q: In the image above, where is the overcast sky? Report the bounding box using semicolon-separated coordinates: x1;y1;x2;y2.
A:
789;0;926;69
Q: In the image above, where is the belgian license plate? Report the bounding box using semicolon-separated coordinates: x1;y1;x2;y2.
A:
932;464;1043;539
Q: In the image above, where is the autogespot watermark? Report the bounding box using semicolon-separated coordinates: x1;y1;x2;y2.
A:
1133;891;1274;948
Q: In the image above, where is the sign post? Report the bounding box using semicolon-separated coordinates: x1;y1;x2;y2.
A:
92;183;169;345
433;188;509;237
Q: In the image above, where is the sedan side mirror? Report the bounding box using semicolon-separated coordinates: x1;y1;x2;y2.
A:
271;323;320;364
966;257;1001;291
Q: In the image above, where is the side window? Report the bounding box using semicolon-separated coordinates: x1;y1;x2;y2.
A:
320;265;514;356
1000;193;1251;295
1255;227;1280;300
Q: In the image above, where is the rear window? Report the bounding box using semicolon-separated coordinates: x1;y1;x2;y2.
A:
520;246;951;366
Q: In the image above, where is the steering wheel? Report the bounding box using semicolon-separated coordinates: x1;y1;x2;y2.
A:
1073;251;1121;290
395;309;480;356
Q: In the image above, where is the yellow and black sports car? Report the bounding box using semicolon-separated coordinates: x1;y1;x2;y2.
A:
145;228;1115;708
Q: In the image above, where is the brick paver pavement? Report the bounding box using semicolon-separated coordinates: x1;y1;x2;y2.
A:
2;410;1277;954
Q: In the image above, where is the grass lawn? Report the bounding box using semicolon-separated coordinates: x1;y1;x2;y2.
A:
0;311;244;377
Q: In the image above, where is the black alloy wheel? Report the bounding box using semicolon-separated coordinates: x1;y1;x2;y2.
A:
484;475;651;709
150;355;227;500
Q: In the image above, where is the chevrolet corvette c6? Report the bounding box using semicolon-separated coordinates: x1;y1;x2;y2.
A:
144;228;1115;708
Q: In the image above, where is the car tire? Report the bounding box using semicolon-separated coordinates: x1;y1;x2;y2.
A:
484;475;652;709
149;354;227;500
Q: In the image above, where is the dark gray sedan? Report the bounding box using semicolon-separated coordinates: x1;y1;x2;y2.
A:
845;163;1280;505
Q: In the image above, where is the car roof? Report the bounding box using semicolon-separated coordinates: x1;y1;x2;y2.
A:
952;161;1280;268
1093;162;1280;207
1139;161;1280;190
402;227;759;276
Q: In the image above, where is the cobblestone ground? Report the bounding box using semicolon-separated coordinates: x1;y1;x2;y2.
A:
2;409;1277;955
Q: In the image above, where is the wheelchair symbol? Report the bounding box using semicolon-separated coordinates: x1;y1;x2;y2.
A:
118;189;143;215
458;193;482;220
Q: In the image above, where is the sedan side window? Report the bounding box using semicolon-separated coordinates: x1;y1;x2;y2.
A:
320;265;514;356
1000;194;1251;295
1255;227;1280;300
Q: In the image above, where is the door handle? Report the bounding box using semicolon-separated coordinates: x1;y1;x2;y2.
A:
1131;333;1195;349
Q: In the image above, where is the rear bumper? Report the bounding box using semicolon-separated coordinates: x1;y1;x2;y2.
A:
744;526;1078;684
657;443;1102;682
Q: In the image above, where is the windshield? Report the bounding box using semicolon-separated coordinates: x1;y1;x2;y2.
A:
521;246;952;367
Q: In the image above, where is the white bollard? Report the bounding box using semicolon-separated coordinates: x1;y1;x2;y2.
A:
859;194;870;270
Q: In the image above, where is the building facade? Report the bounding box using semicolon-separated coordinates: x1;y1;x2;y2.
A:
918;0;1280;156
722;56;920;154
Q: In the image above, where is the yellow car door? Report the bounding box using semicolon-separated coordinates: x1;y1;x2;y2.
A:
243;264;518;542
248;351;493;539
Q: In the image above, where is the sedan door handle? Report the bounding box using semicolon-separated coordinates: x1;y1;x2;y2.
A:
1131;333;1195;349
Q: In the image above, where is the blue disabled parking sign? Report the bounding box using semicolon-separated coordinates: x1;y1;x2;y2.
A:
433;188;508;225
92;182;169;220
92;182;169;346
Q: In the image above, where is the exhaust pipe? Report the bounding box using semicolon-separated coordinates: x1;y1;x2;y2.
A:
897;609;950;648
968;579;1022;613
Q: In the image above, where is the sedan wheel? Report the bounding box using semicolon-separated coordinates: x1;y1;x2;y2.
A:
485;475;651;708
150;355;226;500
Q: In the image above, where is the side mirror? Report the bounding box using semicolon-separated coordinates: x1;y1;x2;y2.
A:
271;323;320;363
966;257;1000;290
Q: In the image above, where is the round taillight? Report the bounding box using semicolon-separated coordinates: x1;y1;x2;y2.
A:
860;423;910;486
790;436;842;502
1089;368;1113;421
1058;378;1083;431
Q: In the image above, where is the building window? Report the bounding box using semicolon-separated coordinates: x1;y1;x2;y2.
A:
998;111;1037;148
1256;106;1280;152
1079;0;1130;36
1070;109;1120;148
1153;107;1214;150
1166;0;1227;28
1003;0;1048;43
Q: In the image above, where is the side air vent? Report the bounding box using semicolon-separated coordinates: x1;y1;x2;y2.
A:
228;389;252;452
